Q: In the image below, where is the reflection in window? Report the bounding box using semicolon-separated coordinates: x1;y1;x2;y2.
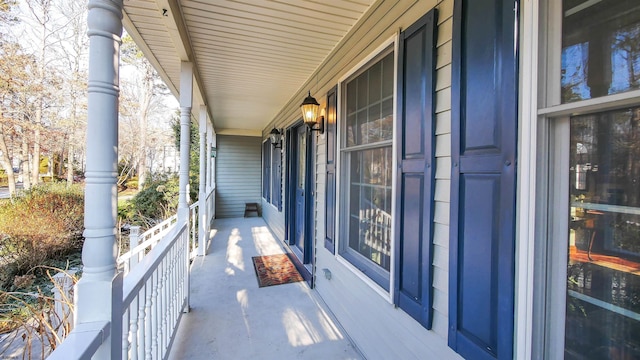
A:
341;47;394;290
348;148;392;271
568;107;640;359
561;0;640;103
346;52;394;147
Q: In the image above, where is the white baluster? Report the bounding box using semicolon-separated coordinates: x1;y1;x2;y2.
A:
151;270;159;358
156;261;163;357
137;286;146;360
161;257;169;353
129;295;139;360
144;277;153;360
184;228;190;312
122;307;129;358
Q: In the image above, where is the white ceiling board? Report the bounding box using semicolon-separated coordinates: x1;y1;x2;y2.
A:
123;0;376;132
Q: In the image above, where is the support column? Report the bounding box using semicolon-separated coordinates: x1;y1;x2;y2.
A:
178;62;193;223
198;105;208;256
76;0;123;358
211;132;217;219
206;125;213;193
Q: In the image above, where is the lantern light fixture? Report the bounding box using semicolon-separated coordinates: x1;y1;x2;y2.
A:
270;127;283;149
300;91;324;134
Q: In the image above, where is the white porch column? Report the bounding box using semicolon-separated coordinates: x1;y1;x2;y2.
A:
75;0;123;359
198;105;208;256
211;132;217;219
178;62;193;223
206;125;213;193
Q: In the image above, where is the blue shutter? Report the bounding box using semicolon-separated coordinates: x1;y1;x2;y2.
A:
449;0;518;358
393;9;437;329
324;86;338;253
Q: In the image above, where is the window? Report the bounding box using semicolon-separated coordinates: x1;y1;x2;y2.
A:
567;109;640;357
262;140;271;202
340;48;394;290
271;146;282;210
262;139;282;211
540;1;640;358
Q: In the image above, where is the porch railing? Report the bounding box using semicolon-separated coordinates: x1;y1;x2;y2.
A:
118;215;178;275
120;223;189;359
49;223;189;360
48;187;215;359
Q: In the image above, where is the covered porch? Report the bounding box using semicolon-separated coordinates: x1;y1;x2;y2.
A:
45;0;376;358
168;217;360;360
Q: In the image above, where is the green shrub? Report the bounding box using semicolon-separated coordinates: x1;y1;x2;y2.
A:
117;174;179;226
0;184;84;290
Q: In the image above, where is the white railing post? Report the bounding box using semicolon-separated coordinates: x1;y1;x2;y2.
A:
129;226;141;271
73;0;123;359
51;270;76;339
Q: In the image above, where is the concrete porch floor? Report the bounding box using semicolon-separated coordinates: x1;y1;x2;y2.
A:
168;217;363;360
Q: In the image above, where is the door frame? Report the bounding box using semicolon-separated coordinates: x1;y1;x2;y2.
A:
285;120;314;285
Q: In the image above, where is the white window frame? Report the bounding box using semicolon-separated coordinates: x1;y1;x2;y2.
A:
334;35;398;302
520;1;640;358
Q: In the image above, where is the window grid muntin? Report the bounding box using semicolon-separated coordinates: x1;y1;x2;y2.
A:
339;46;394;290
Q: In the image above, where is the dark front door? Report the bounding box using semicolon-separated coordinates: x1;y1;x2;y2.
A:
293;124;307;260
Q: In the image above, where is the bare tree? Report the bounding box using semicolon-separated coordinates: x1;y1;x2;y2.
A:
22;0;67;185
53;0;87;186
120;34;170;189
0;38;37;196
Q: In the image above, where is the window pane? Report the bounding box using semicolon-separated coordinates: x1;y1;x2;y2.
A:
562;0;640;103
369;61;382;104
567;107;640;358
344;51;394;146
347;147;392;271
347;113;356;147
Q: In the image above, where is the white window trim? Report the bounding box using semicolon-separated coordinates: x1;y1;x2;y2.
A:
515;0;539;358
334;34;398;304
529;0;640;358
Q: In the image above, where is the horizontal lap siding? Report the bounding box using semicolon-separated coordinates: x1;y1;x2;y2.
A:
262;199;285;242
261;0;456;358
215;135;261;218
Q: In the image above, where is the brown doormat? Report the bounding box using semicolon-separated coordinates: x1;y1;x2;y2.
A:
251;254;304;288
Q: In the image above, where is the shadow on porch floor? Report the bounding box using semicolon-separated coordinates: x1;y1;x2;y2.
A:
168;217;362;360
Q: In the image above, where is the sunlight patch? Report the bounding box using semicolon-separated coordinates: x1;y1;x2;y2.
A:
282;308;323;347
226;228;244;271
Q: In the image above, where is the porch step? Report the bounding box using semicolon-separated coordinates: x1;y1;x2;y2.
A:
244;202;260;217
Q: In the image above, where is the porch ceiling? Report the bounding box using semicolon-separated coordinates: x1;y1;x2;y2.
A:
122;0;375;133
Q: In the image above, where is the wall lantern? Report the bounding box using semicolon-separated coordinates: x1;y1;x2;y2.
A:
270;127;283;149
300;91;324;134
210;146;217;158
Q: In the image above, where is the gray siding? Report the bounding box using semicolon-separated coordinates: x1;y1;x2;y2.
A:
261;0;457;359
215;135;261;218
